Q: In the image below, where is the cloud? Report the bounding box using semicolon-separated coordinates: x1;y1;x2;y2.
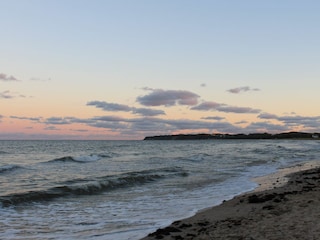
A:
202;116;225;121
0;73;19;82
88;121;128;130
279;116;320;130
244;121;289;133
191;101;221;111
227;86;260;94
258;113;279;119
132;108;165;116
0;132;97;140
41;112;319;134
35;113;241;134
137;89;199;107
258;113;320;131
258;113;320;123
10;116;42;122
6;111;318;140
44;126;60;131
0;90;15;99
191;101;261;114
235;120;248;125
44;117;70;125
127;118;170;132
64;117;95;124
87;101;131;112
87;115;129;130
0;90;27;99
92;116;126;122
87;100;165;116
217;106;260;114
70;129;89;132
30;77;51;82
163;119;241;132
88;116;242;133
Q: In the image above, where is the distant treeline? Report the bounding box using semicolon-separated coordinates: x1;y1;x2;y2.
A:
144;132;320;140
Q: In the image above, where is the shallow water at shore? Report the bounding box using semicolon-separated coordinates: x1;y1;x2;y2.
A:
142;165;320;240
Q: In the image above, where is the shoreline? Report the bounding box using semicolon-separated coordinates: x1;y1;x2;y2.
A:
141;161;320;239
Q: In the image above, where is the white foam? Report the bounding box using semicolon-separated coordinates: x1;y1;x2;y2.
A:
253;160;320;192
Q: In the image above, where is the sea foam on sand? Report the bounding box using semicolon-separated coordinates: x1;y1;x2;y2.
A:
142;161;320;240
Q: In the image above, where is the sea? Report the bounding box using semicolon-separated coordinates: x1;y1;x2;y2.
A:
0;139;319;240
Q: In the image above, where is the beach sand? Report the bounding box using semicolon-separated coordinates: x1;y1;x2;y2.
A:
142;163;320;240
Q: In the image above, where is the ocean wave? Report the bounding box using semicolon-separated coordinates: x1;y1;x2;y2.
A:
245;159;269;167
0;151;9;154
0;167;188;207
180;153;212;162
49;153;112;163
0;165;22;174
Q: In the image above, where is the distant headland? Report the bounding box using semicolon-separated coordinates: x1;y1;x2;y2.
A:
144;132;320;140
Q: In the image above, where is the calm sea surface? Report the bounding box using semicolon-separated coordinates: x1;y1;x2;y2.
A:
0;140;319;239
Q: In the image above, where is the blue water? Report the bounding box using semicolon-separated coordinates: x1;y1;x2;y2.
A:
0;140;319;239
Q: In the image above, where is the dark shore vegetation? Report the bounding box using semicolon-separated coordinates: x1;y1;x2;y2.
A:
144;132;320;140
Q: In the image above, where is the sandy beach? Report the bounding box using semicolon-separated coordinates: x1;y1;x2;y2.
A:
142;163;320;240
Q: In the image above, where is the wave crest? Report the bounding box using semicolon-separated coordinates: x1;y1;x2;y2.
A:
0;165;22;174
49;153;112;163
0;167;188;207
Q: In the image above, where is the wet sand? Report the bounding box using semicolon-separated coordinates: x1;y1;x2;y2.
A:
142;163;320;240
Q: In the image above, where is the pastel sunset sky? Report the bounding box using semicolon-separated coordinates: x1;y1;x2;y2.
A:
1;0;320;140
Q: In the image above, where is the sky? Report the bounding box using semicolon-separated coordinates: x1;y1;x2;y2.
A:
1;0;320;140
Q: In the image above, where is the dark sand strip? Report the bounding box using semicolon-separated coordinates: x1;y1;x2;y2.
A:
142;164;320;240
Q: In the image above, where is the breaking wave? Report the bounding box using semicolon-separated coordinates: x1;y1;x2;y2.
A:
0;167;188;207
48;153;112;163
